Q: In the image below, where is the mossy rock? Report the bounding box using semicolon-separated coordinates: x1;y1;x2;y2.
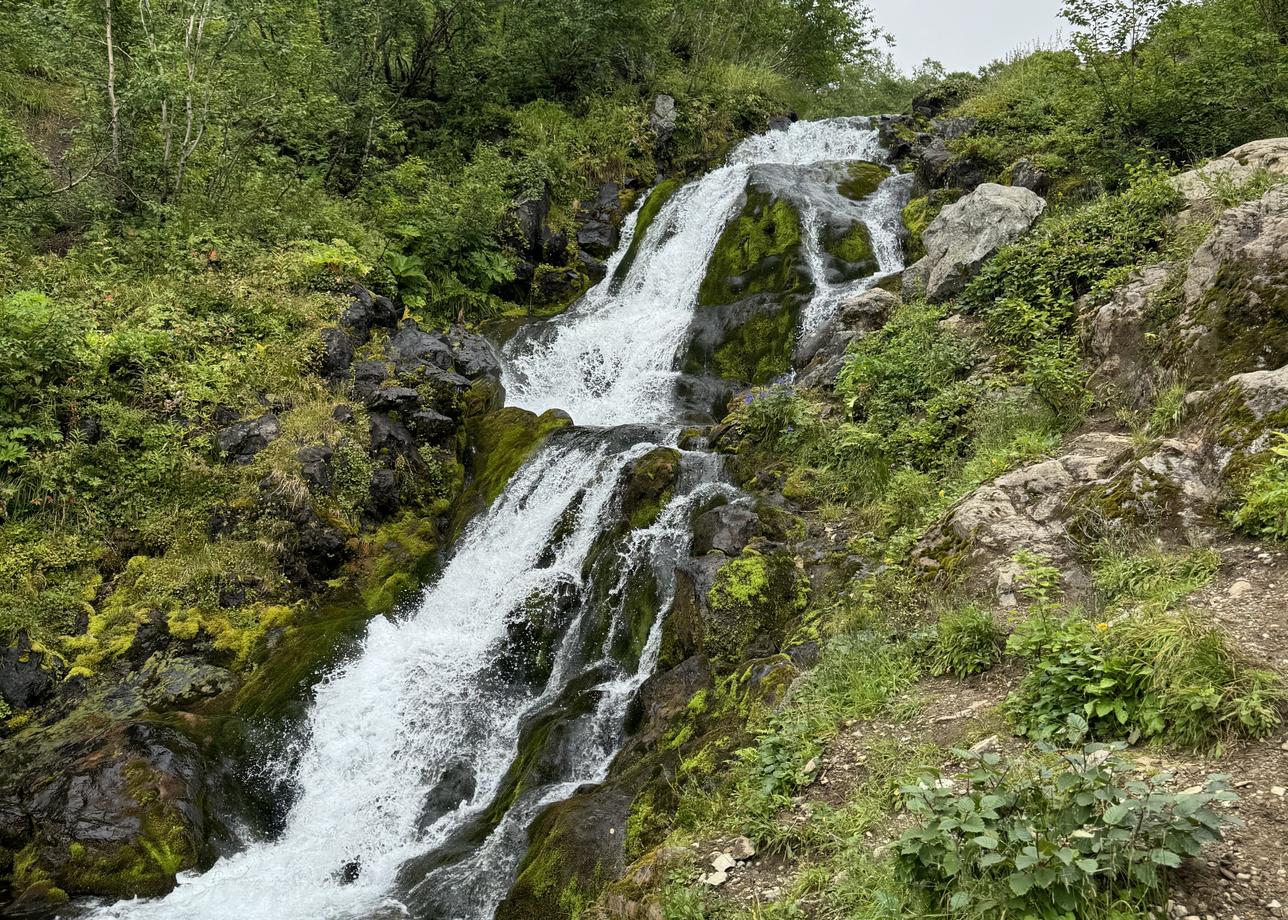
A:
698;189;809;307
822;220;878;282
613;178;682;283
704;549;809;670
714;304;799;384
620;447;682;530
838;160;890;201
451;406;572;537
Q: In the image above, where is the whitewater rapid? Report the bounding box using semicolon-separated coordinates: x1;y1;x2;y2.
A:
85;117;905;920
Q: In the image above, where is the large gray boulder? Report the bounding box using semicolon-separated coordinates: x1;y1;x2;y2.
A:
794;288;898;388
923;183;1046;302
1172;138;1288;226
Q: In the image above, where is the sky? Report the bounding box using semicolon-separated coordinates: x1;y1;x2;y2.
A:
869;0;1068;73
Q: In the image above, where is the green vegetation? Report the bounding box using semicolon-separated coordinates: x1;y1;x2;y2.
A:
838;161;890;201
1232;432;1288;539
896;734;1238;919
928;606;1004;678
698;190;808;306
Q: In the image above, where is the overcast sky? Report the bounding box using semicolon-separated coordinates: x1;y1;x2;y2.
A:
870;0;1068;73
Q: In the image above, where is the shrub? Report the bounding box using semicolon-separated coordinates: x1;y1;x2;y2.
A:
964;165;1179;351
1007;610;1282;749
895;731;1238;919
1232;433;1288;540
930;606;1005;678
1092;545;1221;614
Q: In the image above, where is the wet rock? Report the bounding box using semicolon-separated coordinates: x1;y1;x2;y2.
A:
923;183;1046;302
418;760;477;832
216;413;281;464
286;515;350;585
619;448;682;530
368;413;416;460
510;189;550;263
1;632;55;710
692;505;760;556
1081;263;1176;408
794;288;898;388
387;322;454;373
578;249;607;282
318;327;354;382
137;655;234;709
622;656;712;755
4;722;206;902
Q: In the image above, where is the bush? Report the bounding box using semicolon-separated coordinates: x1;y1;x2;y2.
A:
895;732;1238;919
0;291;85;467
1232;433;1288;540
964;165;1179;351
930;606;1005;678
1007;610;1282;749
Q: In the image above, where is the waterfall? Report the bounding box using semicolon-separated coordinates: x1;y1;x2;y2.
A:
85;117;907;920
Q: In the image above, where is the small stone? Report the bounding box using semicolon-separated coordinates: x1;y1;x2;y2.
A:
1228;580;1254;598
761;887;781;902
730;837;756;861
803;758;818;775
969;735;1000;755
1272;786;1286;797
702;870;728;887
712;853;736;873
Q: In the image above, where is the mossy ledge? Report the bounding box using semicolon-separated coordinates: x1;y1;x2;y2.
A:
838;159;891;201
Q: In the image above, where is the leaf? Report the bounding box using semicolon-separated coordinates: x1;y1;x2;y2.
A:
950;892;971;911
973;834;999;850
1103;803;1130;825
1151;849;1182;868
1009;871;1034;895
1075;858;1099;873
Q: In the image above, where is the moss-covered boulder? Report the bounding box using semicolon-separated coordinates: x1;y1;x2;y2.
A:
451;406;573;536
703;549;809;669
619;448;682;531
822;219;879;282
1;722;205;907
613;178;682;283
838;160;890;201
698;189;809;307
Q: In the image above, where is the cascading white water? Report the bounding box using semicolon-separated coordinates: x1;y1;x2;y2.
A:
86;117;905;920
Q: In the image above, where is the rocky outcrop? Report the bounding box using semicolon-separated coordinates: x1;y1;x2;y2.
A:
1177;186;1288;381
923;183;1046;302
794;288;898;388
216;413;280;463
915;433;1135;603
1080;263;1177;408
1172;138;1288;226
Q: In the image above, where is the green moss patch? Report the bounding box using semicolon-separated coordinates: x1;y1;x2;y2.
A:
823;220;878;281
711;306;800;385
838;160;890;201
698;190;808;307
613;178;682;282
705;549;809;669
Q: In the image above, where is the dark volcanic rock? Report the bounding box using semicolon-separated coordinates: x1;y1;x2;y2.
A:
351;360;390;399
447;325;503;381
216;413;280;464
692;504;760;557
368;413;417;459
298;443;334;492
366;385;423;416
1;632;55;710
577;218;619;260
409;408;456;442
319;327;354;382
387;322;454;373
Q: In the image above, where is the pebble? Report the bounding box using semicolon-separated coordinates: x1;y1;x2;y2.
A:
712;853;736;873
702;870;728;887
1271;786;1286;797
1228;580;1255;598
730;837;756;861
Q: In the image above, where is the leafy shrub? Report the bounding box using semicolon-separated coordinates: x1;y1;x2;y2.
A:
1232;433;1288;540
1007;610;1282;749
930;607;1005;678
895;732;1238;919
965;165;1179;350
837;303;979;471
0;291;85;467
